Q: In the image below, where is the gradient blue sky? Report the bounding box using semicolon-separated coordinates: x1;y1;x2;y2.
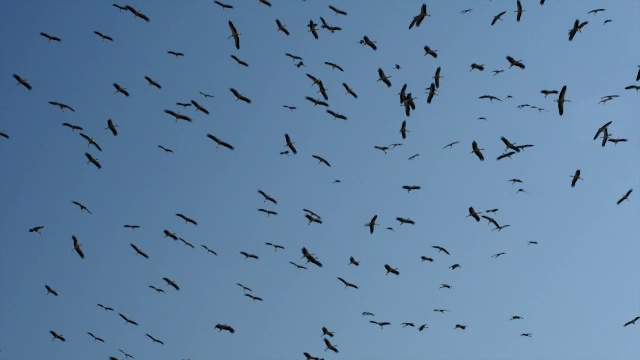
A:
1;1;639;360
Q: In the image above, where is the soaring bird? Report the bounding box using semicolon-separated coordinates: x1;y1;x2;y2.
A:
97;304;114;311
201;244;218;255
289;262;307;270
365;215;378;234
176;213;197;225
130;243;149;259
163;229;178;240
119;313;138;325
443;141;459;149
308;20;319;39
305;96;328;107
240;251;259;260
624;316;640;327
497;151;516;161
62;122;82;131
87;332;104;342
455;324;467;330
360;35;377;50
146;334;164;345
409;3;429;29
215;324;235;333
571;169;582;187
214;1;233;9
337;277;358;289
312;155;331;167
491;11;507;25
471;141;485;161
72;235;84;258
515;0;524;21
377;68;392;87
72;201;92;214
207;134;234;150
228;21;240;49
427;82;437;104
12;74;32;90
244;294;263;301
349;256;360;266
230;55;249;67
50;331;65;342
40;32;61;42
470;63;485;71
284;133;297;154
49;101;75;112
326;110;347;120
230;88;251;103
324;338;339;353
322;326;335;338
45;285;58;296
370;320;391;329
265;242;284;251
85;153;102;169
94;31;113;41
163;277;180;291
105;119;118;136
384;264;400;275
506;56;525;69
402;185;421;192
125;5;150;22
342;82;358;98
433;66;442;88
164;110;192;122
557;85;567;115
275;19;290;36
432;245;450;255
568;19;588;41
616;189;633;205
258;190;277;204
593;121;612;141
29;226;44;234
423;45;437;58
400;121;408;139
80;133;102;152
258;208;277;216
396;217;415;225
329;5;347;15
324;61;344;71
158;145;173;153
421;256;434;262
302;247;322;267
500;136;520;152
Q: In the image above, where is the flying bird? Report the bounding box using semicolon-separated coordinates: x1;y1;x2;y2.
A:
506;56;525;69
289;262;307;270
201;244;218;255
470;63;485;71
214;1;233;9
515;0;524;21
360;35;377;50
228;21;240;49
265;242;284;251
130;243;149;259
500;136;521;152
176;213;197;225
40;32;61;42
207;134;234;150
557;85;567;115
258;208;277;216
423;45;437;58
377;68;392;87
308;20;319;39
163;277;180;291
275;19;290;36
94;31;113;41
50;331;65;342
72;235;84;258
432;245;450;255
568;19;589;41
45;285;58;296
125;5;150;22
396;217;415;225
624;316;640;327
471;141;485;161
402;185;421;192
240;251;259;260
163;229;178;240
312;155;331;167
258;190;277;204
384;264;400;275
244;294;263;301
337;277;358;289
12;74;32;90
87;332;104;342
29;226;44;234
49;101;75;112
158;145;173;153
230;88;251;103
497;151;517;161
349;256;360;266
370;321;391;329
230;54;248;67
365;215;378;234
326;110;347;120
119;313;138;325
164;110;191;122
616;189;633;205
409;3;429;29
215;324;235;333
284;133;297;154
71;201;92;214
571;169;582;187
328;5;347;15
97;304;114;311
62;122;82;131
302;247;322;267
491;11;507;25
324;61;344;71
85;153;102;169
106;119;118;136
146;334;164;345
324;338;339;353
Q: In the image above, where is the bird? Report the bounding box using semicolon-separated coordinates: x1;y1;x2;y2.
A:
141;76;162;89
349;256;360;266
492;252;506;258
568;19;589;41
624;316;640;327
608;138;627;145
12;74;32;90
450;263;461;270
283;105;297;110
308;20;319;39
370;320;391;329
49;101;75;112
163;277;180;291
106;119;118;136
432;245;450;255
423;45;437;58
588;8;606;15
302;247;323;267
176;213;197;225
528;241;538;245
324;338;339;353
80;133;102;152
94;31;113;41
85;153;102;169
72;235;84;258
396;217;415;225
328;5;347;15
510;316;524;320
515;0;524;21
118;350;134;359
230;54;249;67
506;56;525;69
97;304;114;311
409;3;429;29
312;155;331;167
275;19;290;35
479;95;501;102
215;324;235;333
497;151;517;161
454;324;467;330
163;229;178;240
289;262;307;270
71;201;92;214
227;21;240;49
164;110;192;122
125;5;150;22
201;245;217;255
402;185;421;192
130;243;149;259
158;145;173;153
443;141;459;149
427;82;437;104
214;1;233;9
244;294;263;301
146;334;164;345
593;121;613;141
557;85;567;115
540;89;558;97
40;32;61;42
29;226;44;234
258;209;277;216
236;283;252;293
471;141;485;161
492;69;504;75
45;285;58;296
418;324;429;331
50;331;65;342
321;326;335;338
377;68;392;87
374;146;389;154
62;122;83;131
326;110;347;120
337;277;358;289
485;209;499;214
491;11;507;25
421;256;434;262
571;169;582;187
265;242;284;251
207;134;234;150
258;190;277;204
470;63;485;71
324;61;344;72
433;66;442;88
339;83;358;99
360;35;377;50
365;215;378;234
384;264;400;275
87;332;104;342
230;88;251;103
616;189;633;205
119;313;138;326
408;154;420;160
240;251;259;260
178;238;194;248
284;133;297;154
521;333;533;337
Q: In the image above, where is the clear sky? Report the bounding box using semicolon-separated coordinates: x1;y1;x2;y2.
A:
0;1;639;359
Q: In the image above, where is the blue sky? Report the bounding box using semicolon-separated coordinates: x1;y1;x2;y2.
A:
0;1;639;359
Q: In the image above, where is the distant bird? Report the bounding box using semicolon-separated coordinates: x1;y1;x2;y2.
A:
323;337;339;353
72;201;92;214
521;333;533;337
588;8;606;15
443;141;459;149
492;69;504;75
228;21;240;49
321;326;335;338
432;245;450;255
305;96;328;107
72;235;84;258
29;226;44;234
408;154;420;160
240;251;259;260
163;229;178;240
427;82;437;104
528;241;538;245
349;256;360;266
87;332;104;342
454;324;466;330
215;324;235;333
146;334;164;345
118;350;134;359
329;5;347;15
540;89;558;97
510;316;524;320
479;95;501;102
374;145;389;154
570;169;582;188
163;277;180;291
176;213;197;225
312;155;331;167
230;54;248;67
12;74;32;90
265;242;284;251
158;145;173;153
275;19;290;35
230;88;251;103
258;208;277;216
506;56;525;69
106;119;118;136
141;76;161;89
207;134;234;150
471;141;485;161
384;264;399;275
360;35;377;50
616;189;633;205
119;313;138;326
80;133;102;152
258;190;277;204
421;256;434;262
164;110;192;122
624;316;640;327
492;252;506;258
593;121;612;141
283;105;297;110
497;151;517;161
603;19;613;24
365;215;378;234
396;217;415;225
97;304;114;311
409;3;429;29
214;1;233;9
302;247;322;267
337;277;358;289
470;63;485;71
491;11;507;25
370;320;391;329
324;61;344;72
94;31;113;41
433;66;442;88
450;263;461;270
201;245;217;255
568;19;588;41
284;133;297;154
178;238;194;248
199;91;214;99
557;85;567;115
62;122;83;131
423;45;437;58
50;330;65;342
402;185;421;192
608;138;627;145
460;9;472;14
485;209;499;214
625;85;640;91
85;153;102;169
244;293;263;301
40;32;61;42
236;283;252;293
308;20;319;39
289;262;307;270
130;243;149;259
326;110;347;120
377;68;392;87
515;0;524;21
45;285;58;296
125;5;150;22
49;101;75;112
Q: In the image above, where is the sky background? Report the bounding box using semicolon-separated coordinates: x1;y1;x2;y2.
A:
0;1;639;359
